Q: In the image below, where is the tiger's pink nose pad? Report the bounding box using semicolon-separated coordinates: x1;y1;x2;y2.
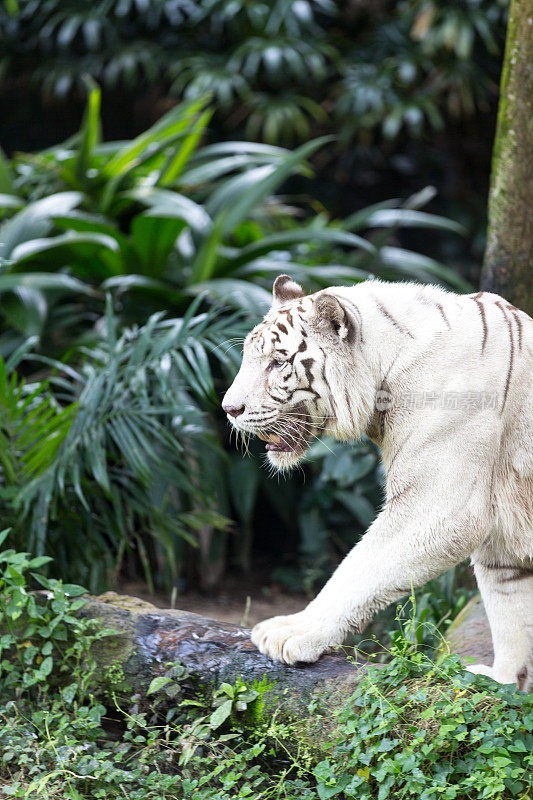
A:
223;403;245;418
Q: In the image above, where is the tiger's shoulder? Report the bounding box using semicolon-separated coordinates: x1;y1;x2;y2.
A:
328;280;532;351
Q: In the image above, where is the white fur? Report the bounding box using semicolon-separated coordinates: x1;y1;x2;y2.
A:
222;280;533;689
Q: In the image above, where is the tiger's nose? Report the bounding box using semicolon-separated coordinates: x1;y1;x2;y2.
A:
223;403;245;418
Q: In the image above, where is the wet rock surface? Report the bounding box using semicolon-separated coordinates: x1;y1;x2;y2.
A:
79;593;370;738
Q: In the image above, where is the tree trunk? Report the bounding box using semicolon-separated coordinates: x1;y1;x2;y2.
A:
481;0;533;314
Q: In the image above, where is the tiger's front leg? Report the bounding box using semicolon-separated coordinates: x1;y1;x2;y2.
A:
252;507;486;665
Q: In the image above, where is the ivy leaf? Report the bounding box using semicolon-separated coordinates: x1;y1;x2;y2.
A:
62;683;79;704
147;675;172;695
209;699;233;729
40;656;53;676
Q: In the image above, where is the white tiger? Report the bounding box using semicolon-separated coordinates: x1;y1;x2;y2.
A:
222;275;533;690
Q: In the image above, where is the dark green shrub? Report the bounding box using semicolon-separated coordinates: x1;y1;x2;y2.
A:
1;0;507;147
314;645;532;799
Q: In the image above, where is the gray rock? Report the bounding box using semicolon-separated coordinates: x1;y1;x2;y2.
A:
441;594;493;664
79;592;371;744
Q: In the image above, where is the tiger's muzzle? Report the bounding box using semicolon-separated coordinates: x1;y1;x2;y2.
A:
248;403;317;458
255;421;311;455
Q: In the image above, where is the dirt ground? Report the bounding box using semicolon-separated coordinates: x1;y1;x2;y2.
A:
119;577;307;628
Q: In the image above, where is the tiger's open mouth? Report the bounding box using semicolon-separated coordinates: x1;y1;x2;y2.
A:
254;422;311;454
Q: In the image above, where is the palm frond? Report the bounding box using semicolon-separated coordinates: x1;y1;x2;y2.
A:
10;304;245;590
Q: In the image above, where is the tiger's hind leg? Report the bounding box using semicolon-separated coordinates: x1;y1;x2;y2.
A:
470;551;533;691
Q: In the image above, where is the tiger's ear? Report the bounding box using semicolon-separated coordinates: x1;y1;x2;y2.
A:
272;274;304;308
313;293;354;342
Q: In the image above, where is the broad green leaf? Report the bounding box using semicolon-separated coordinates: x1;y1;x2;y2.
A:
217;682;235;697
102;95;211;178
209;698;233;729
131;215;186;276
0;192;82;258
188;215;225;284
159;107;213;185
147;675;172;695
365;209;465;235
126;188;211;232
0;272;95;295
217;136;332;237
61;683;79;704
27;556;52;569
227;227;375;272
179;153;285;186
61;584;86;596
205;164;275;218
11;232;121;277
53;212;131;253
342;199;401;231
40;656;53;676
193;141;287;158
102;274;184;305
379;247;472;291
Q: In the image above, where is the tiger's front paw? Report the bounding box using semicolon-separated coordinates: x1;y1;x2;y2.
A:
251;612;344;665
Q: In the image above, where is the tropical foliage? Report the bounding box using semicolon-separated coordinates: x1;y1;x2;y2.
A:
0;302;244;590
1;0;507;146
0;87;469;359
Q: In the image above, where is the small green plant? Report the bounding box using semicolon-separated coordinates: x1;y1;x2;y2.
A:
350;570;476;659
0;528;107;701
314;640;532;800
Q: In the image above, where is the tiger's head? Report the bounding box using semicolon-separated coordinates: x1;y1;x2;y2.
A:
222;275;375;470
